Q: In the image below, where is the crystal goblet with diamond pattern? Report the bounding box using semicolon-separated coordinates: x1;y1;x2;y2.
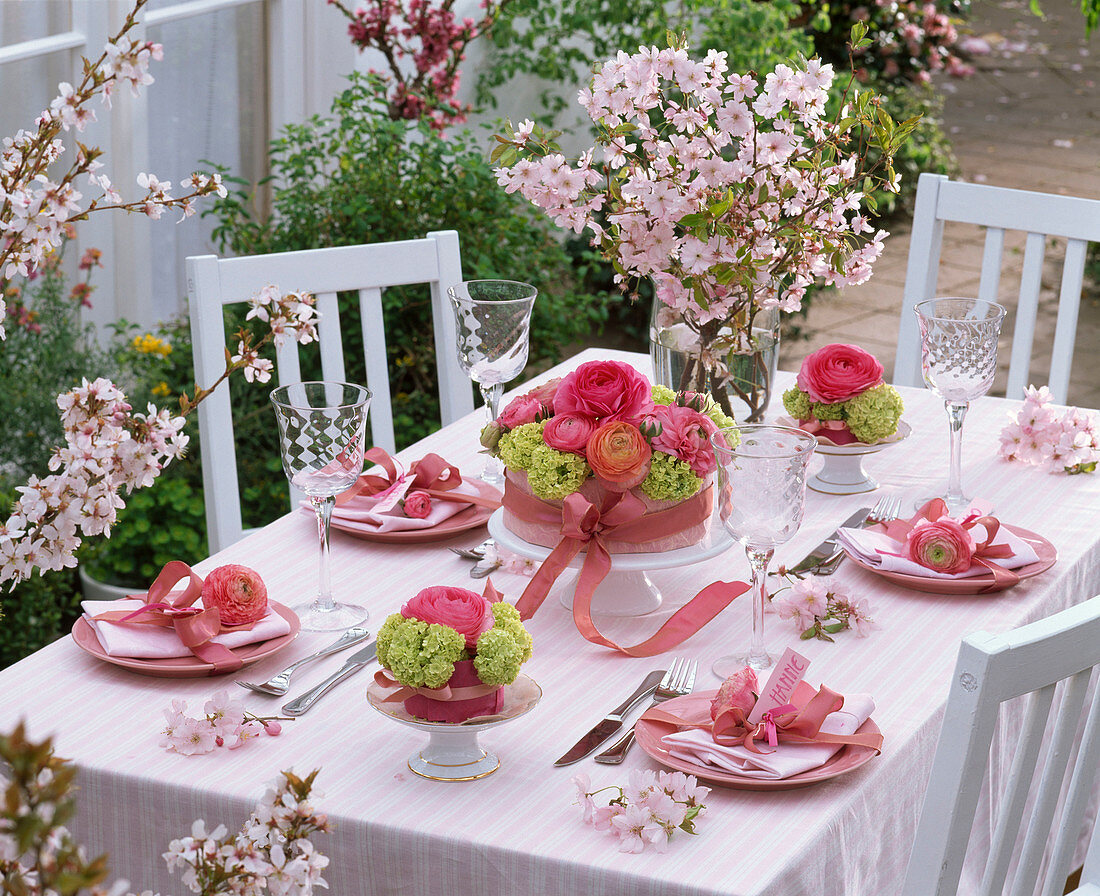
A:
710;424;817;676
916;298;1006;516
271;381;371;632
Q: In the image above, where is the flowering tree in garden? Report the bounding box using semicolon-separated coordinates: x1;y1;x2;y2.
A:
327;0;513;128
0;0;319;589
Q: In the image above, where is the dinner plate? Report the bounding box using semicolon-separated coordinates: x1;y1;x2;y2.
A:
842;525;1057;594
329;479;501;544
71;602;301;677
634;692;881;791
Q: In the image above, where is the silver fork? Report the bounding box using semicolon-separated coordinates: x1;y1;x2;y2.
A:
815;494;903;576
235;626;371;696
594;657;698;764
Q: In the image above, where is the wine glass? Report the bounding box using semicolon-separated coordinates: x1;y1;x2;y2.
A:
270;381;372;632
447;280;537;487
915;298;1006;516
710;424;817;676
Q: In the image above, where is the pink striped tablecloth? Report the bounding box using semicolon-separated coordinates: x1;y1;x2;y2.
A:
2;348;1099;896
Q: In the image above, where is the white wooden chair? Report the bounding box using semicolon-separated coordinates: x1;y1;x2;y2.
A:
186;231;475;554
901;595;1100;896
893;173;1100;402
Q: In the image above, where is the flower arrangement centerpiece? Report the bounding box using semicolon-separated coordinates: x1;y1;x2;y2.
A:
375;583;533;723
484;359;736;553
493;32;914;421
782;343;904;445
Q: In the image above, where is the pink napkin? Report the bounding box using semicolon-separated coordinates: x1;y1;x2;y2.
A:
661;693;876;779
836;523;1039;579
331;478;481;532
81;599;291;659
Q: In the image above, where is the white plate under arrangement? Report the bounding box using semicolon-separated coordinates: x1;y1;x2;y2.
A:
366;674;542;782
776;419;912;496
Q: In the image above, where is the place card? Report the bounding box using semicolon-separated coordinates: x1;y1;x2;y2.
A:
747;648;810;724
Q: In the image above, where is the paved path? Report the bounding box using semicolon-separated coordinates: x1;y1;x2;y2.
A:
793;0;1100;408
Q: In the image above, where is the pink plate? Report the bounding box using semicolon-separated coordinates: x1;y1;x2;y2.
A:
843;525;1057;594
634;690;881;791
71;602;301;678
328;479;501;544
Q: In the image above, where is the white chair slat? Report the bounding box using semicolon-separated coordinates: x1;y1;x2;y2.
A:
1004;231;1047;400
979;685;1057;896
977;227;1006;307
359;286;396;454
428;229;472;425
315;292;347;383
1048;239;1088;404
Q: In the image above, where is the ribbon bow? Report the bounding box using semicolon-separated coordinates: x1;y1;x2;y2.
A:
884;498;1019;590
92;560;248;672
335;447;500;509
508;481;748;657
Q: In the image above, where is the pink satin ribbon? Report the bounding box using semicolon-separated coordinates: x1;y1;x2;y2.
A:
91;560;247;672
647;683;884;755
372;667;501;703
509;482;749;657
336;447;501;509
883;498;1019;590
796;418;863;446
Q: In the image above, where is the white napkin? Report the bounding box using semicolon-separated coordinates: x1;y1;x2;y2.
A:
662;693;876;779
81;599;291;659
331;479;480;532
836;523;1039;579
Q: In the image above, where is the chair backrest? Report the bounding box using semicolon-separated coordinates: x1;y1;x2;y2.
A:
186;231;474;554
893;173;1100;403
902;594;1100;896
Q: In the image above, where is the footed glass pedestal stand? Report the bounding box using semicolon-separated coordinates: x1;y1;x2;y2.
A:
801;421;912;496
366;675;542;781
488;511;733;617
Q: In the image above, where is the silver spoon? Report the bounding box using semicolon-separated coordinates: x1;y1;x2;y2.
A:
450;538;495;561
235;626;371;696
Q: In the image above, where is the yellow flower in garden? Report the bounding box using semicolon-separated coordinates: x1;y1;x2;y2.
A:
152;381;171;397
131;333;172;356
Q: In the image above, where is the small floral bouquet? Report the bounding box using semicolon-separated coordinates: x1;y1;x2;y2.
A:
782;343;904;444
375;583;533;723
999;385;1099;475
483;359;735;503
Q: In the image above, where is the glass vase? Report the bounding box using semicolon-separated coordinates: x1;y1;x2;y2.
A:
649;298;780;423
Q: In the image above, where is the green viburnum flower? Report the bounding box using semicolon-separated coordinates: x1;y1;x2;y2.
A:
782;386;812;420
377;616;465;689
811;400;845;421
527;442;590;499
640;451;704;501
473;627;527;686
498;421;547;471
652;384;677;406
844;384;905;443
701;395;736;432
490;601;533;663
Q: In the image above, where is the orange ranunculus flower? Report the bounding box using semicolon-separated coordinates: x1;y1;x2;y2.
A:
586;420;652;489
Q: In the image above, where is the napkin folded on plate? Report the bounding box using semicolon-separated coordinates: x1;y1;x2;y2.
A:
836;523;1039;579
81;599;290;659
661;693;876;779
331;478;481;532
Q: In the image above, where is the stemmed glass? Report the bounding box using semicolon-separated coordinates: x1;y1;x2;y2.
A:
448;280;537;487
915;298;1006;516
270;381;372;632
710;424;817;676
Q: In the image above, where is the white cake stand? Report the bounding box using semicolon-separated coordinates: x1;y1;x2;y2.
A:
488;509;734;617
366;674;542;782
807;420;912;495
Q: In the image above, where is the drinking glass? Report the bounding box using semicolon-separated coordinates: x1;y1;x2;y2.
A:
448;280;537;487
915;298;1006;516
270;381;372;632
710;424;817;676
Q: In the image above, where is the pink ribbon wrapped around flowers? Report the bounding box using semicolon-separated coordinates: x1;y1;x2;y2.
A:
91;560;254;672
336;447;501;510
508;483;749;657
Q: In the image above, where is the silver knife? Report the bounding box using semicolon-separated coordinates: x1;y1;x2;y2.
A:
281;642;377;716
784;507;871;576
553;670;666;767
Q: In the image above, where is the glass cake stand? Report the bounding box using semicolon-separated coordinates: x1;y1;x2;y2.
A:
366;674;542;782
488;509;734;617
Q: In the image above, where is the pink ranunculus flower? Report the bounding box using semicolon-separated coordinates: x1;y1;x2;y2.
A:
401;585;494;650
497;395;543;429
522;376;562;414
710;666;758;721
646;404;718;476
587;420;652;489
554;359;654;424
796;343;885;404
906;518;976;575
542;412;596;455
403;490;432;519
201;564;268;625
